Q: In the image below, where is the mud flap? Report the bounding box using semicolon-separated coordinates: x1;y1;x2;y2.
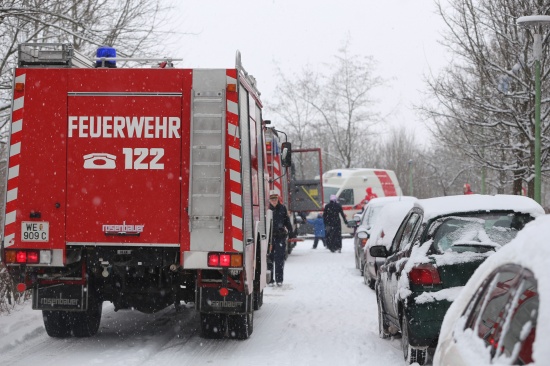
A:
32;284;88;311
198;287;249;314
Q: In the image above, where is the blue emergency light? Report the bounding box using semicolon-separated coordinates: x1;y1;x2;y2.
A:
96;46;117;68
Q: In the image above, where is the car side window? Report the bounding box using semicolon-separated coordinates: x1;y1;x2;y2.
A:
463;265;537;364
397;213;421;251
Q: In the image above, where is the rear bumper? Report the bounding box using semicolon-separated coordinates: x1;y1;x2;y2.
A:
404;298;452;347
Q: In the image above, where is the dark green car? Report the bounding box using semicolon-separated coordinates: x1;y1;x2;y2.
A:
370;194;545;365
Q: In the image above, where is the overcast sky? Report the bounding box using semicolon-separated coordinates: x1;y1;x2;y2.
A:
170;0;450;142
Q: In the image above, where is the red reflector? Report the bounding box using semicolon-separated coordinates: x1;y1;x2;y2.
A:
219;288;229;297
16;251;27;263
409;264;442;285
16;283;27;292
208;254;219;267
219;254;231;267
27;251;39;264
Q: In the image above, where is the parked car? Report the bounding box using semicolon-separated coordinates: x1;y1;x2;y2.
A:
433;214;550;365
370;194;545;365
360;200;416;289
353;196;416;273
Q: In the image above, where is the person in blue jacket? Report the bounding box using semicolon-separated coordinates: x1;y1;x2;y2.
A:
307;213;326;249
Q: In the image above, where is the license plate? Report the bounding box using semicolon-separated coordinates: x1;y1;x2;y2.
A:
21;221;49;242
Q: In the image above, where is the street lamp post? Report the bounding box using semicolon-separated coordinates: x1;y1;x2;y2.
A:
408;160;413;196
517;15;550;204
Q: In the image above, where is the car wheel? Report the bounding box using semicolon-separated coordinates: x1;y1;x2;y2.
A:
72;297;103;337
200;313;226;339
376;290;390;339
43;310;73;338
401;314;428;365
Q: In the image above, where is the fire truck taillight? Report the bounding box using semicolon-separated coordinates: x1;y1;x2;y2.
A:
6;249;51;264
207;253;243;268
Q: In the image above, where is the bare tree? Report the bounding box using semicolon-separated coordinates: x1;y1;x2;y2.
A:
420;0;550;201
268;39;384;169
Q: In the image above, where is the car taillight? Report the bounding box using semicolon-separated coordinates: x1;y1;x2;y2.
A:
409;264;442;285
360;238;368;248
207;253;243;268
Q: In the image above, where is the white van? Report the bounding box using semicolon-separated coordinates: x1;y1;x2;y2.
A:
322;168;403;234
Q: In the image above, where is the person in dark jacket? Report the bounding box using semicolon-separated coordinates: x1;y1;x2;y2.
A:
268;190;294;286
323;194;348;253
307;213;326;249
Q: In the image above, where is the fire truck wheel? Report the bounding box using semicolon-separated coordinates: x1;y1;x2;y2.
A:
200;313;226;339
227;311;254;340
42;310;74;338
72;298;103;337
253;290;263;310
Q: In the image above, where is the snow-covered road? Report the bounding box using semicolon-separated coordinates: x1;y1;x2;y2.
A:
0;238;405;365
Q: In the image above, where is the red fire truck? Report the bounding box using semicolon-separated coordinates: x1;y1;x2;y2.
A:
1;43;272;339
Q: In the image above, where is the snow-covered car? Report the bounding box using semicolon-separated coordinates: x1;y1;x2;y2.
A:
433;214;550;366
360;199;416;289
353;196;416;274
370;194;545;365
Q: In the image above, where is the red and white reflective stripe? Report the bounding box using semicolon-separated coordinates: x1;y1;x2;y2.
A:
4;73;25;248
226;71;243;251
272;153;282;196
374;170;398;196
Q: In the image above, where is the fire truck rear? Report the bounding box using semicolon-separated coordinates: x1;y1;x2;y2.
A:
1;43;270;339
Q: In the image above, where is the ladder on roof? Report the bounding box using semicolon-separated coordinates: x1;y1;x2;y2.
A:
189;90;226;232
18;43;92;68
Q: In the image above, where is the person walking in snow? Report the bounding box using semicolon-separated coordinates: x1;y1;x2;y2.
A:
463;183;473;195
323;195;348;253
307;213;326;249
268;190;294;286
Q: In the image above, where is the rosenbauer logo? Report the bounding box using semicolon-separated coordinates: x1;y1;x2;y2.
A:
102;221;144;235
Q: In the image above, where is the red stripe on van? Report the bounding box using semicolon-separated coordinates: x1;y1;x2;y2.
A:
374;170;397;196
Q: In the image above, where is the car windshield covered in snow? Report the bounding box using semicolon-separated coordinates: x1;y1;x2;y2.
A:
430;212;533;254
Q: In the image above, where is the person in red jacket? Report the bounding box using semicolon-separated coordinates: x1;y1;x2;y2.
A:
463;183;473;195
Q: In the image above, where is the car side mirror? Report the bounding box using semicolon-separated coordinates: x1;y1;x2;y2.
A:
369;245;388;258
281;142;292;167
346;219;358;228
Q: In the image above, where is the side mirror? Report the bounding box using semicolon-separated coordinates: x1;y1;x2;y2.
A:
295;216;304;224
281;142;292;167
353;214;361;222
357;231;369;239
346;219;358;228
369;245;388;258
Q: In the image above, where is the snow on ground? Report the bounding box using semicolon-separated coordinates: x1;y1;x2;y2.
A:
0;238;406;366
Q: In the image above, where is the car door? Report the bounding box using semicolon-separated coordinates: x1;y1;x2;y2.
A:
380;209;422;323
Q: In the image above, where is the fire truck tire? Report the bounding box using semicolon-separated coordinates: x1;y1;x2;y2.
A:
200;313;226;339
42;310;73;338
72;298;103;337
253;290;263;310
227;311;253;339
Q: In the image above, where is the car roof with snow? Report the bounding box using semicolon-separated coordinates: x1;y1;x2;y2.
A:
414;194;545;223
438;214;550;364
365;200;417;249
365;195;416;207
